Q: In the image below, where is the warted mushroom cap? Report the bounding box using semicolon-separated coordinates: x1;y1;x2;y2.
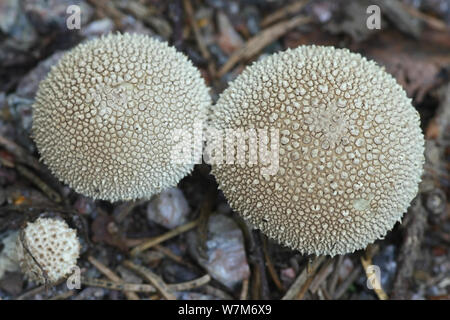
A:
210;45;424;256
32;33;210;202
16;217;80;284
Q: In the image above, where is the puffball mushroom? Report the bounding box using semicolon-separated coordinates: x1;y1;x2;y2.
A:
210;45;424;256
16;217;80;284
32;33;210;202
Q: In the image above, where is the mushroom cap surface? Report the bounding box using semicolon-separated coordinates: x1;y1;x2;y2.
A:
16;217;80;284
32;33;210;201
210;45;424;256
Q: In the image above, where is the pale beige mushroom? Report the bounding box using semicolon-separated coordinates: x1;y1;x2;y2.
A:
16;217;80;284
32;33;211;202
210;45;425;256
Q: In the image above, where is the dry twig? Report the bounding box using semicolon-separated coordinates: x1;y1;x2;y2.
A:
309;258;335;294
297;257;334;299
114;200;146;223
217;15;312;78
0;135;42;172
333;266;362;299
16;164;62;203
391;197;427;299
86;0;126;29
401;3;448;31
81;274;210;294
361;253;388;300
318;285;332;300
328;255;344;296
88;256;139;300
170;274;211;292
183;0;216;77
130;218;200;256
16;285;48;300
16;278;66;300
251;232;270;300
261;0;309;27
123;260;176;300
282;256;325;300
202;285;234;300
154;244;196;270
240;278;249;300
262;237;284;292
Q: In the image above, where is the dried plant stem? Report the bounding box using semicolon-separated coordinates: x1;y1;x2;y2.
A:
16;278;66;300
261;0;309;27
130;219;200;256
262;237;284;292
88;256;139;300
240;278;249;300
282;256;325;300
16;164;61;203
309;258;335;294
123;260;176;300
183;0;216;77
392;197;427;299
217;15;312;77
154;244;196;269
81;277;155;293
171;274;211;292
361;255;388;300
328;255;344;296
295;271;315;300
0;135;42;171
81;274;210;294
333;266;361;299
16;285;47;300
86;0;126;29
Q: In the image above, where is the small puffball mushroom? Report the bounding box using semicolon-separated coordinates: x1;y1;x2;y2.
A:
32;33;211;202
16;217;80;284
210;45;424;256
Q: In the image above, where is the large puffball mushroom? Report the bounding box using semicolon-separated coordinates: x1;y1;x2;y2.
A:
210;45;425;256
16;217;80;284
32;33;210;202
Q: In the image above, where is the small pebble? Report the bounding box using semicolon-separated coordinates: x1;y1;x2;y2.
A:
189;214;250;289
147;187;190;229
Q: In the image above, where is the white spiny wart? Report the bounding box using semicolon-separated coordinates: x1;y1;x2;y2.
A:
16;218;80;284
32;33;211;202
305;101;349;149
210;45;425;256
